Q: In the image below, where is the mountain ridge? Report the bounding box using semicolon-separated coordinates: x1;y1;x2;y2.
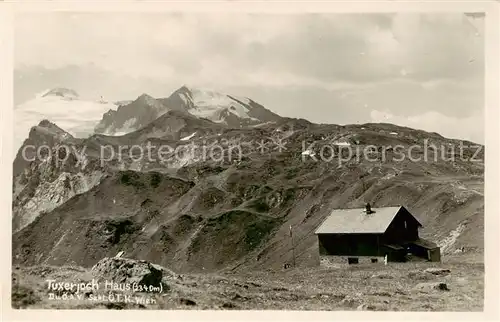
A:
94;86;283;136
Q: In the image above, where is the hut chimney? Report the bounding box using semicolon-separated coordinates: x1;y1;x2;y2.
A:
365;203;372;214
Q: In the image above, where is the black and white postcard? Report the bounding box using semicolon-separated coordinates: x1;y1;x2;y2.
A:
1;1;499;321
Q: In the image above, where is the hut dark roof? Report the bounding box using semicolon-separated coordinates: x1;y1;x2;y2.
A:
314;206;422;234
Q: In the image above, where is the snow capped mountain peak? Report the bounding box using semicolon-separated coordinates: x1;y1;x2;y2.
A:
191;87;241;105
14;90;118;155
15;86;283;152
177;85;251;105
169;85;256;124
176;85;192;94
169;85;195;108
93;85;282;136
41;88;79;100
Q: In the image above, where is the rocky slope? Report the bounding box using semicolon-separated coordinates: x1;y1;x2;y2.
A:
12;120;108;232
12;104;485;273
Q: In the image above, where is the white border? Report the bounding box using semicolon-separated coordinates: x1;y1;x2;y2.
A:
1;1;498;321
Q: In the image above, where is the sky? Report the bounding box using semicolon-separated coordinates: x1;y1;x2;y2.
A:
14;12;485;143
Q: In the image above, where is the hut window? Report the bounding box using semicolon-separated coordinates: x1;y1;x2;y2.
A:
347;257;359;265
404;220;407;229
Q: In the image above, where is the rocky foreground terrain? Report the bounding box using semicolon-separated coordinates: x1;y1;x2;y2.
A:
11;86;484;310
12;257;483;311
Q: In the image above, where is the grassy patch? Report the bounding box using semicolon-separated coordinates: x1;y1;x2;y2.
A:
285;167;300;180
150;172;162;188
244;220;276;251
247;198;270;213
119;171;144;188
104;219;139;245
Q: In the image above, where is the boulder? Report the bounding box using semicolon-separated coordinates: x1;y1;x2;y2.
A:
424;268;451;276
414;282;450;292
179;298;197;306
407;270;434;281
91;257;177;289
370;272;394;279
356;303;377;311
340;295;362;308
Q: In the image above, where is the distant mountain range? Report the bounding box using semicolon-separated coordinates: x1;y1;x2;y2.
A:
94;86;283;135
14;86;283;154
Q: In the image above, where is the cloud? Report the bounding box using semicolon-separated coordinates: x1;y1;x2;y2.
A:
370;109;484;144
13;12;484;143
15;13;484;85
